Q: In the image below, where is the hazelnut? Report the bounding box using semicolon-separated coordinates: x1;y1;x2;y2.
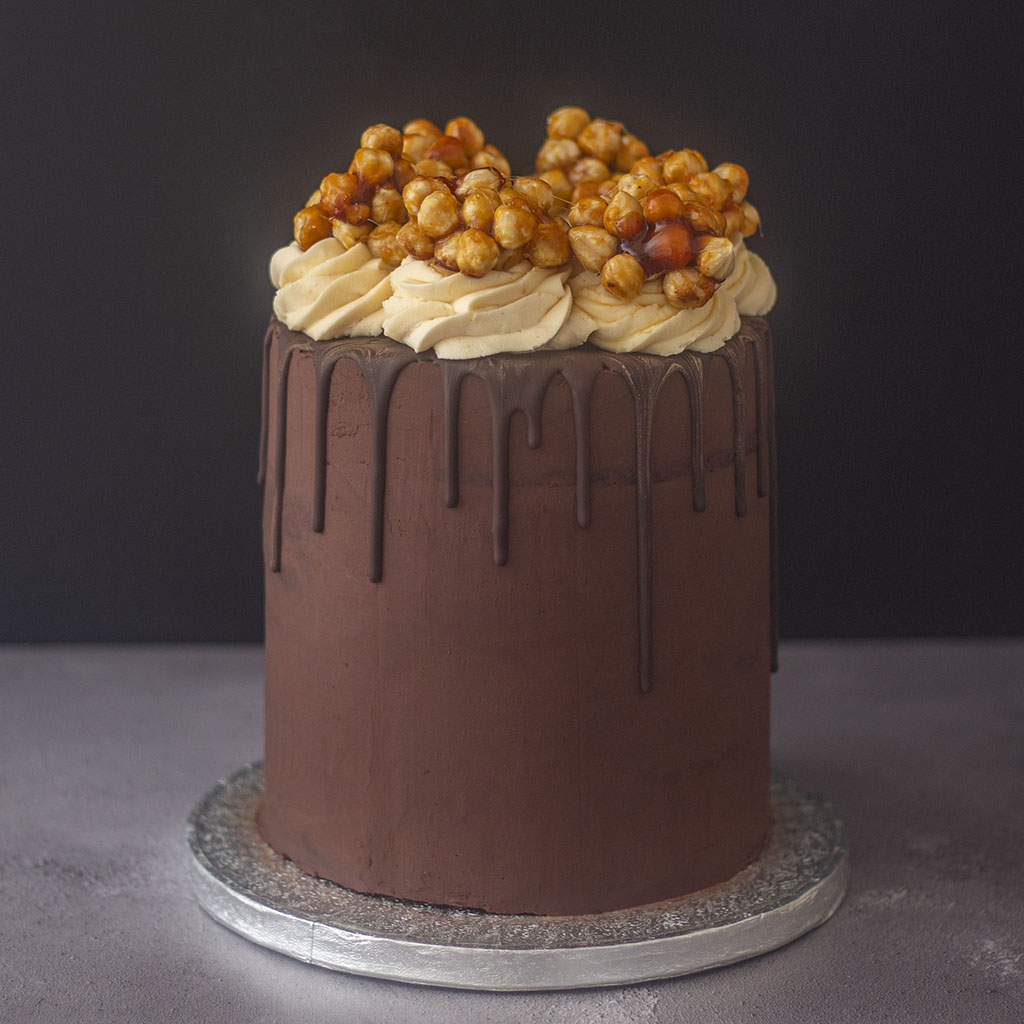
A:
722;202;745;236
471;144;511;177
402;176;448;217
455;167;504;197
538;168;573;202
568;196;608;227
642;188;686;224
397;220;435;259
414;158;454;178
603;191;645;239
360;124;403;157
546;105;590;139
423;135;467;168
402;133;436;163
460;188;501;231
371;186;406;225
569;156;611;184
417;190;460;238
577;118;622;166
696;235;736;281
617;173;658;200
432;231;462;272
679;201;726;237
456;228;501;276
629;156;664;185
740;200;761;237
713;163;749;203
688;171;732;208
662;149;708;182
524;221;570;268
402;118;442;139
662;266;716;308
319;172;358;218
330;216;371;249
350;148;394;187
367;222;406;265
512;176;555;212
536;137;581;172
391;158;417;191
493;204;538;249
616;133;649;172
293;206;332;250
601;253;644;299
568;225;619;273
445;117;485;157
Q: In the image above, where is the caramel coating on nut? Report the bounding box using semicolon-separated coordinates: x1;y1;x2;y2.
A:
525;221;570;268
330;217;371;248
577;118;623;166
493;204;537;249
603;191;645;239
293;206;332;249
445;117;485;157
511;176;555;213
601;253;644;300
456;228;500;276
471;145;511;177
350;148;395;187
568;196;608;227
367;222;406;265
546;106;590;139
695;235;736;281
568;225;618;273
431;231;462;272
417;190;460;238
662;266;716;308
397;220;434;260
361;124;403;157
460;188;501;231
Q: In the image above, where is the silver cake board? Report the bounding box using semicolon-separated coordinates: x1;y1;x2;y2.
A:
187;764;848;991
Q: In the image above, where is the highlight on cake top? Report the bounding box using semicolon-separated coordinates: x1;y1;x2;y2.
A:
269;108;777;357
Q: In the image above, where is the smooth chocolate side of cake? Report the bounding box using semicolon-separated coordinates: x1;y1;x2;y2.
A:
258;317;776;916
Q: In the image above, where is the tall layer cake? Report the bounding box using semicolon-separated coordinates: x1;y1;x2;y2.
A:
259;109;778;916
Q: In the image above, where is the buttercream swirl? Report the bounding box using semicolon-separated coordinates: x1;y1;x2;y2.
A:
721;236;777;316
380;259;576;360
269;239;392;340
554;272;741;355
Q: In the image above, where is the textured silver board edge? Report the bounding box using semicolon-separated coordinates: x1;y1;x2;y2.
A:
187;764;848;991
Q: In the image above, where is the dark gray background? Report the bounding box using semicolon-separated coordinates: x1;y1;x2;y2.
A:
2;1;1021;642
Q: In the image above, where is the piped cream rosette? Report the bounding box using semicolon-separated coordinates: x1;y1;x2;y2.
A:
720;236;777;316
380;258;577;360
555;271;740;355
269;239;393;340
554;233;777;355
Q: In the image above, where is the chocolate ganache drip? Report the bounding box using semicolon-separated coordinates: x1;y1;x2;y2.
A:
260;317;778;691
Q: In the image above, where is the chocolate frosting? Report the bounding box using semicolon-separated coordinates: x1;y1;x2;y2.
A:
259;316;777;914
259;318;778;691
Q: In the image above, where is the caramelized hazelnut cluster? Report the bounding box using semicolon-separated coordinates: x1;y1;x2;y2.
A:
291;117;512;264
534;106;651;204
535;108;763;308
397;171;571;276
288;109;764;301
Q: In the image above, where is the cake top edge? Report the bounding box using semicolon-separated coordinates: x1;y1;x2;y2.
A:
269;109;776;359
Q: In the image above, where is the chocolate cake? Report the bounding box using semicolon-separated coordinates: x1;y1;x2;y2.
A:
258;110;778;916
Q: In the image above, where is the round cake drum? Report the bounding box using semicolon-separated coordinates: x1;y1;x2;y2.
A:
187;765;847;990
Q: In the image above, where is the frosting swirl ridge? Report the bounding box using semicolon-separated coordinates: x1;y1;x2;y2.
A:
555;272;741;355
721;236;777;316
380;259;577;360
269;239;393;340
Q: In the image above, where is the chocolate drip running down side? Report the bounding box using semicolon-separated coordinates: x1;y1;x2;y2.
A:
260;317;777;691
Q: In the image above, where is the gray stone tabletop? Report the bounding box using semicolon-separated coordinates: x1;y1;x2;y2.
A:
2;642;1022;1022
